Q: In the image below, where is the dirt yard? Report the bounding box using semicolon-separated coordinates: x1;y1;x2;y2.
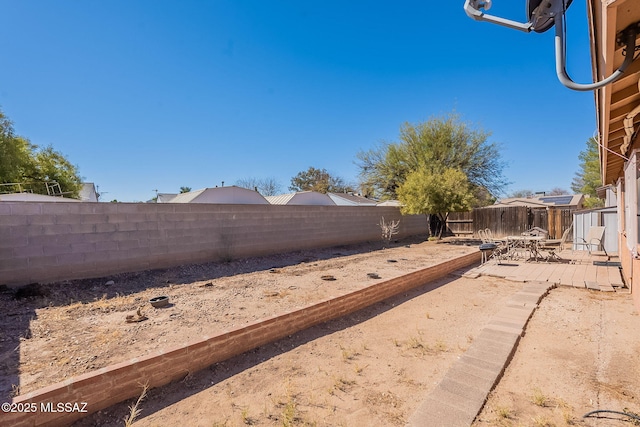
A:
1;237;476;400
473;286;640;427
2;237;639;427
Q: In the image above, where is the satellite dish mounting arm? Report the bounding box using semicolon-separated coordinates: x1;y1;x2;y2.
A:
463;0;640;91
464;0;533;33
555;18;639;92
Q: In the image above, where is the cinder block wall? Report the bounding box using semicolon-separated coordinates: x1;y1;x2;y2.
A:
5;251;480;427
0;202;427;286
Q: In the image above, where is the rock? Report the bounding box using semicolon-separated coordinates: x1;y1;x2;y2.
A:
105;280;115;286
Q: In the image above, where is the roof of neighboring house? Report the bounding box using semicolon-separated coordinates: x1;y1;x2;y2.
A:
157;193;178;203
588;0;640;184
489;194;584;208
265;191;336;206
167;189;206;203
327;192;377;206
376;200;402;207
161;186;269;204
79;183;98;202
0;193;80;202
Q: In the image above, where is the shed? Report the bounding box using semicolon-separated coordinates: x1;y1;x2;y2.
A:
328;192;377;206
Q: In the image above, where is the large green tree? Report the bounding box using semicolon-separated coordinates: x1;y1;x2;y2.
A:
357;113;507;236
571;137;604;208
358;113;506;201
0;109;82;198
289;167;352;193
397;168;475;237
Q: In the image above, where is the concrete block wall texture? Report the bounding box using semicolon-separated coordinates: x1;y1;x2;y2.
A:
3;251;481;427
0;202;428;286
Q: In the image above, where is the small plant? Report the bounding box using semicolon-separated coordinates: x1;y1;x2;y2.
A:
241;407;256;425
378;216;400;246
434;339;448;352
495;405;513;419
333;377;356;393
339;344;359;362
531;388;548;407
562;411;576;425
407;335;427;352
531;415;555;427
124;382;149;427
276;379;304;427
281;397;296;427
354;363;368;375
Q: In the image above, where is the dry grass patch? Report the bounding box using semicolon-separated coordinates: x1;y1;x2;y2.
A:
399;331;448;356
531;387;550;407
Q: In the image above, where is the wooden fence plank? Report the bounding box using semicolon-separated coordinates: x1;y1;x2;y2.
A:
448;206;574;239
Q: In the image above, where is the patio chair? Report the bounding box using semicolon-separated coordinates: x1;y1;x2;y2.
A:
574;226;607;257
538;224;572;261
479;228;508;263
485;229;509;247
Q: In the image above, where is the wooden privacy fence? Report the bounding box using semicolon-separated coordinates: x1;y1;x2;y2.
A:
447;206;574;239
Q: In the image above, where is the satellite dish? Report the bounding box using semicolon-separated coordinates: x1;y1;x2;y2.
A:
462;0;638;91
526;0;573;33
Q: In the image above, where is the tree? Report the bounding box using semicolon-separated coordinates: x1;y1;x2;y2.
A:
548;187;569;196
357;113;507;200
357;113;507;237
0;113;37;185
397;168;474;238
235;177;282;196
508;189;534;198
571;137;604;208
179;186;192;193
289;167;352;193
32;146;82;197
0;109;82;198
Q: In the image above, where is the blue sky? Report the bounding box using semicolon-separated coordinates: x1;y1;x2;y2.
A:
0;1;596;202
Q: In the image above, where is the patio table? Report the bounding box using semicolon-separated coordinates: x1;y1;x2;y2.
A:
505;235;545;261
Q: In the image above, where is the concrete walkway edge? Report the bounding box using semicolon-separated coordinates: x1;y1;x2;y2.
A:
406;281;555;427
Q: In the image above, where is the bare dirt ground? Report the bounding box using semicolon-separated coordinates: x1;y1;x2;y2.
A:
2;238;639;427
0;237;475;400
473;287;640;427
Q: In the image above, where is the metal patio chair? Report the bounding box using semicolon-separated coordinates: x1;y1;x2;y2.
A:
538;224;572;262
574;226;607;257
